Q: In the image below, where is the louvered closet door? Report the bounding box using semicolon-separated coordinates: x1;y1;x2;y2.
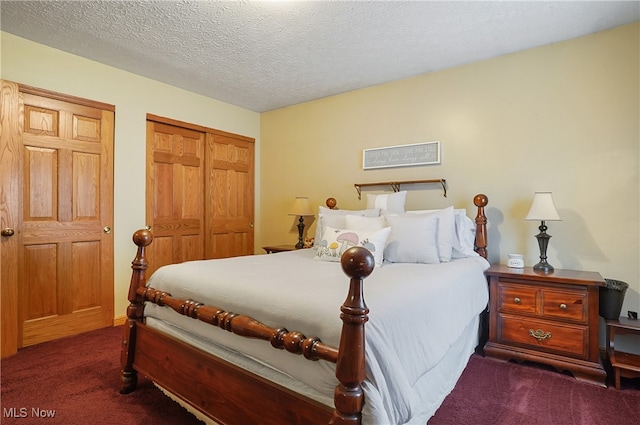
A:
0;82;115;352
146;120;205;276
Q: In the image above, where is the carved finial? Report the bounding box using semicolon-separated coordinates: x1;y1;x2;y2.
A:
132;229;153;247
473;194;488;208
341;247;375;280
326;197;337;209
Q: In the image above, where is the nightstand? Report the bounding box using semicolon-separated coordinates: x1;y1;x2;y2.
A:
484;265;607;386
262;245;298;254
606;317;640;389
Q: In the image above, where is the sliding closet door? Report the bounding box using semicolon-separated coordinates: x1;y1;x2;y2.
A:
145;115;254;272
0;81;115;355
205;131;255;258
146;120;205;276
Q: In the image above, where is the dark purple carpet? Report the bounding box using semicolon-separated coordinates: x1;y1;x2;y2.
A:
1;326;638;424
428;354;639;425
1;326;203;425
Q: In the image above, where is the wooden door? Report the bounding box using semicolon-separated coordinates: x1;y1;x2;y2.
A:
1;81;21;357
146;120;205;275
205;131;255;258
145;115;254;270
0;81;114;356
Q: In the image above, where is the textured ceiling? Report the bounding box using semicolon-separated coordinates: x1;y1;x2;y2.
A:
1;1;638;112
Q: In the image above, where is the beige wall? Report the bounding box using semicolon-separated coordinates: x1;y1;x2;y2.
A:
1;32;261;319
261;23;639;321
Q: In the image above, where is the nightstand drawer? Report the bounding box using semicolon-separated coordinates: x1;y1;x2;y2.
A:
541;288;587;323
497;283;537;314
497;314;588;359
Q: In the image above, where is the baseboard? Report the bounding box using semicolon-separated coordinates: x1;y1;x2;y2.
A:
113;315;127;326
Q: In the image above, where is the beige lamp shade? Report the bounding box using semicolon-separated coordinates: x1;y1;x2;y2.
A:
525;192;561;221
289;197;314;216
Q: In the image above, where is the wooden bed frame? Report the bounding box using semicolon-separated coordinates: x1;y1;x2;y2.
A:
120;194;489;425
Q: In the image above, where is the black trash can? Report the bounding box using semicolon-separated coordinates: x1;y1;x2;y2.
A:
599;279;629;320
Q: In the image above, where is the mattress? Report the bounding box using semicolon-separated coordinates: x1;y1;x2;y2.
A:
143;249;490;424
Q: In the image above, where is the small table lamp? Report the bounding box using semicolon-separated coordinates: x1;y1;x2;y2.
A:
289;197;314;249
525;192;561;273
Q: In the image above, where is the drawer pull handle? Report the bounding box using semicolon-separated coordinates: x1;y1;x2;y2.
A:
529;329;552;341
514;297;521;304
559;303;567;309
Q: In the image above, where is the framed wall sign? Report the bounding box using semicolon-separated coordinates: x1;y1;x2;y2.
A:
362;141;440;170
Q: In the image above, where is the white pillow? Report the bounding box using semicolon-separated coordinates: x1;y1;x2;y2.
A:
344;215;386;231
315;226;391;266
403;206;455;262
453;211;478;258
383;214;440;264
313;208;380;247
408;208;478;258
366;191;407;213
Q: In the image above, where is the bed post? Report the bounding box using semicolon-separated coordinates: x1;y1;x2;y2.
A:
473;194;488;259
120;229;153;394
330;247;375;425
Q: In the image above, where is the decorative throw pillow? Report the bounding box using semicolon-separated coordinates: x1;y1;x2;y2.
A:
383;214;440;264
344;214;387;231
366;191;407;213
313;207;380;247
315;226;391;266
404;206;456;262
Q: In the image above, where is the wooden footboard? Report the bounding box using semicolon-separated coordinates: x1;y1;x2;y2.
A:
120;234;375;425
120;194;489;425
128;321;335;424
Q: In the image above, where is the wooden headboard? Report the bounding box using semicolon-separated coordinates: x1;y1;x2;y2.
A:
473;194;488;259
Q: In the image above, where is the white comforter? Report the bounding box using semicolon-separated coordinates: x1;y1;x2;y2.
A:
144;249;489;424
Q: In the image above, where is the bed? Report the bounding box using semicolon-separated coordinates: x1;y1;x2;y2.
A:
120;194;490;425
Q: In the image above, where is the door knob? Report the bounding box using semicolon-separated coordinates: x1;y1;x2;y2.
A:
103;226;112;234
1;228;15;237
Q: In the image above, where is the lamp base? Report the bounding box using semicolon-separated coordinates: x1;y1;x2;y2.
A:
295;216;305;249
533;221;554;274
533;261;554;274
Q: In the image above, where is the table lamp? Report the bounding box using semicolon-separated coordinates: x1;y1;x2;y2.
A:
525;192;561;273
289;197;314;249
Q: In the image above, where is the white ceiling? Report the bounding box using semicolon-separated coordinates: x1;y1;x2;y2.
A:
2;1;638;112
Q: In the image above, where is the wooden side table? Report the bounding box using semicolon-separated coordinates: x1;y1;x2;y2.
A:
262;245;298;254
485;265;607;386
606;317;640;389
